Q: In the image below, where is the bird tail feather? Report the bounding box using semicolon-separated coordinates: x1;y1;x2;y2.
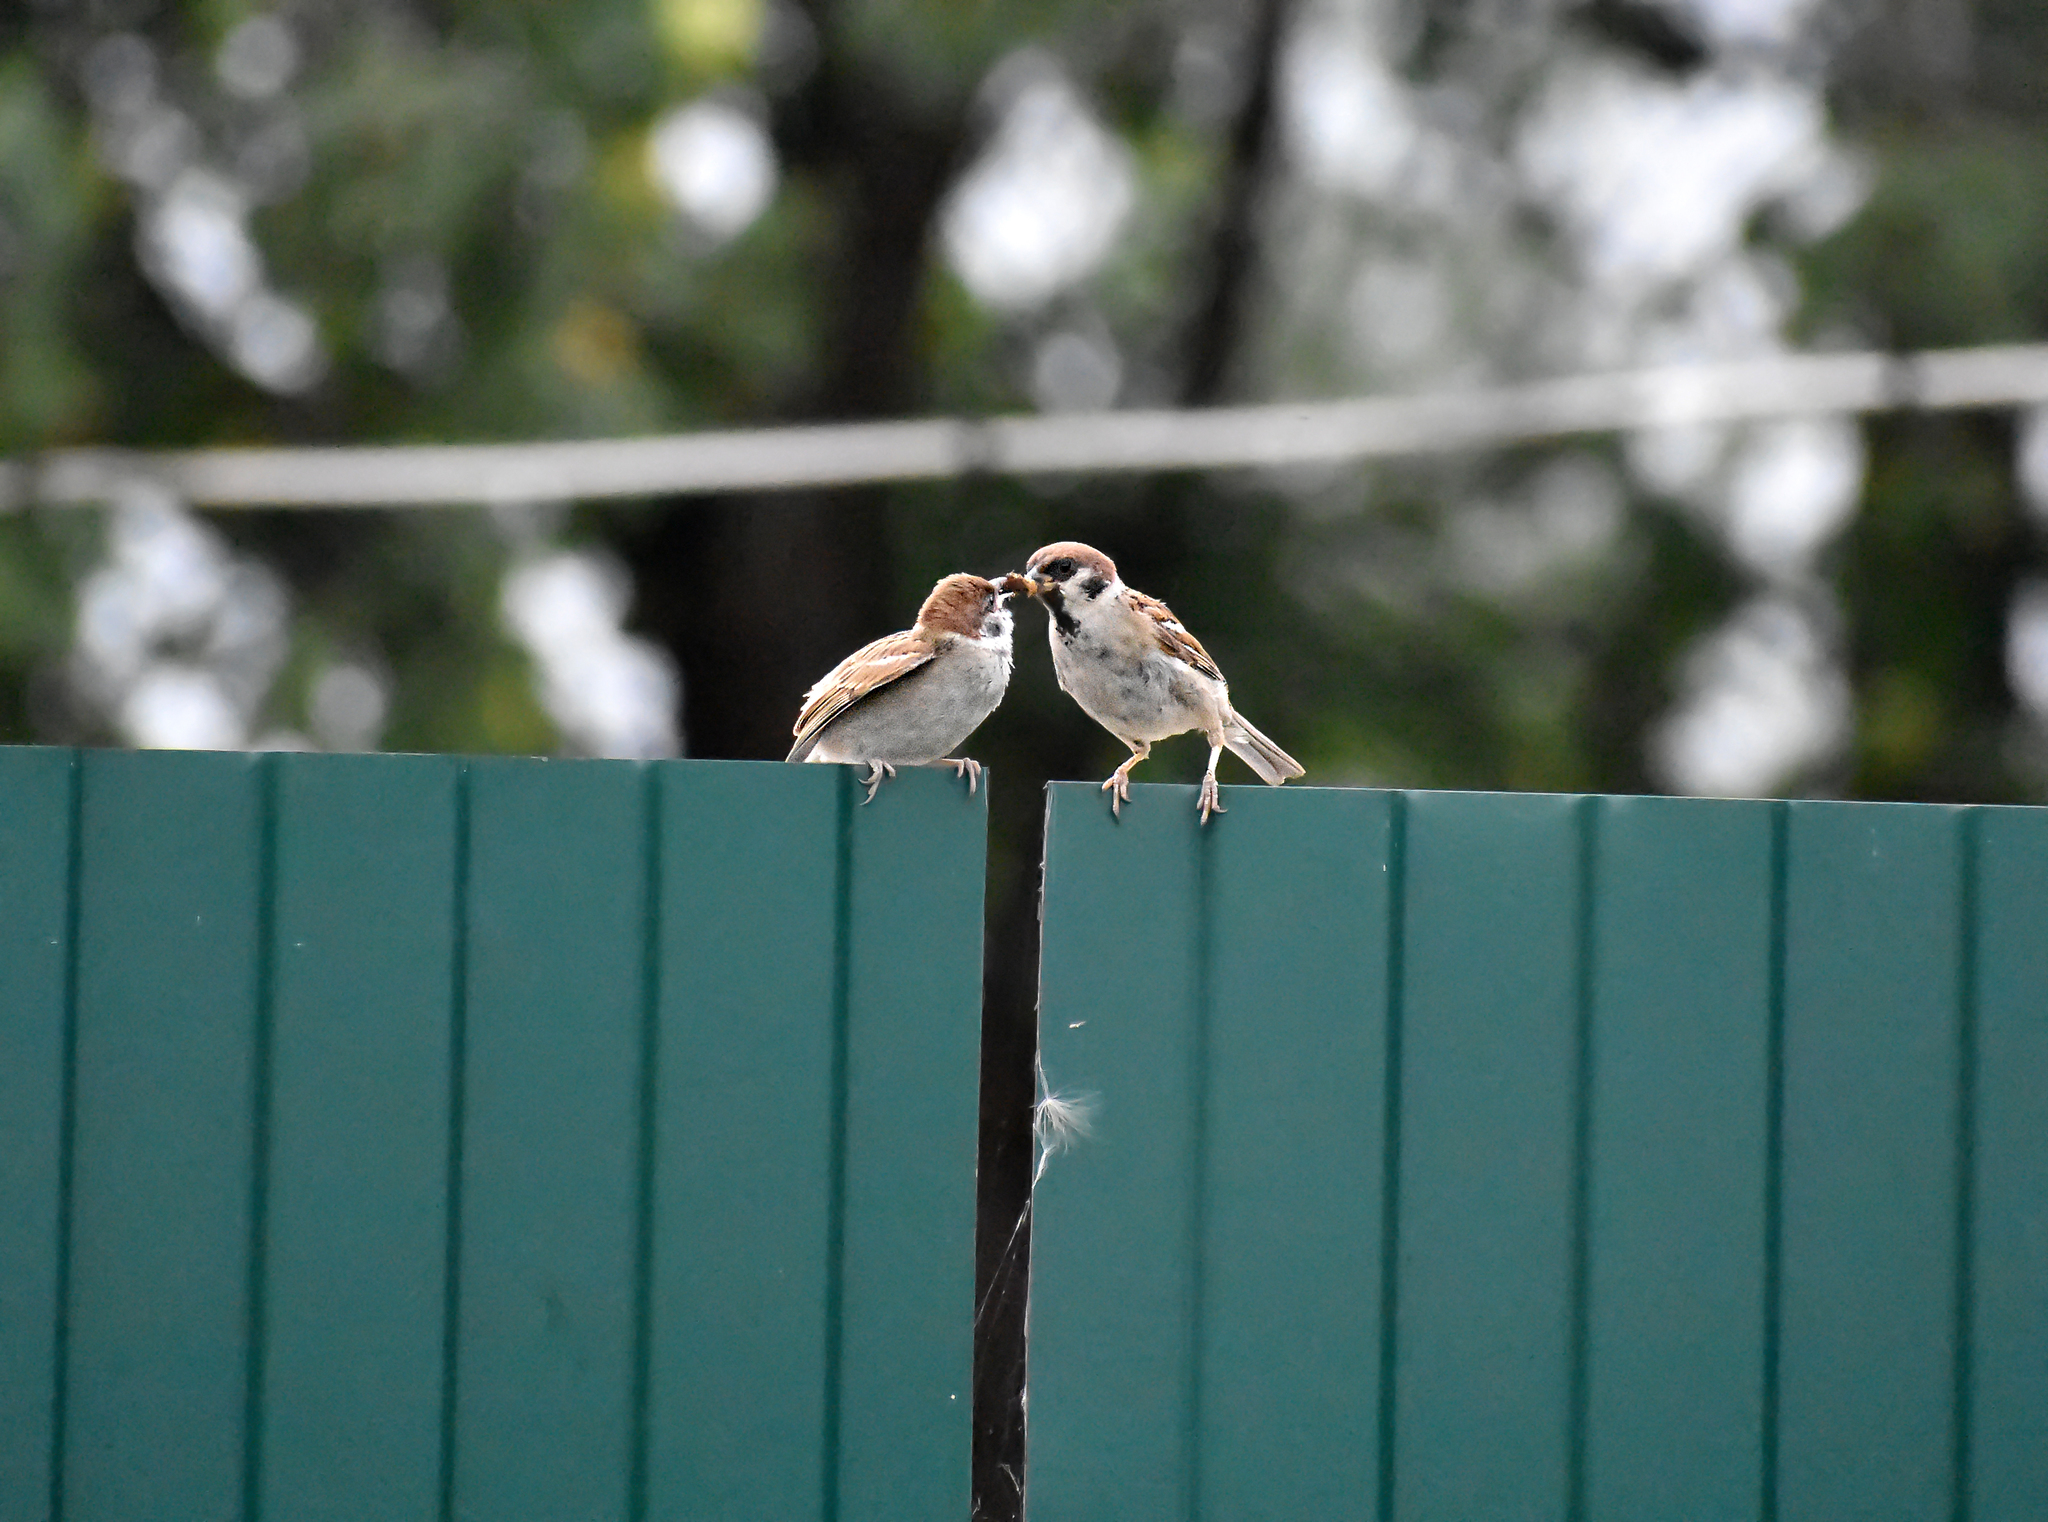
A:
1223;714;1305;786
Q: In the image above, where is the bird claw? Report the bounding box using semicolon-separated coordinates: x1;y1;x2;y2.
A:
1101;767;1133;818
859;762;897;804
1197;773;1225;825
948;757;982;795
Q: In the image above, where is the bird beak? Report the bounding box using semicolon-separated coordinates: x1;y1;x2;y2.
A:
1000;572;1040;598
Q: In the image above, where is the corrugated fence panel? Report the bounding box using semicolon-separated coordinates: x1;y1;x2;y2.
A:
453;757;646;1522
647;760;841;1521
1973;806;2048;1522
11;747;2043;1521
1778;803;1962;1522
0;747;71;1522
1584;795;1772;1520
838;767;985;1521
66;749;263;1520
0;747;979;1522
1031;783;2048;1522
1024;781;1396;1522
1198;785;1390;1521
1396;789;1582;1522
260;752;458;1522
1030;783;1204;1522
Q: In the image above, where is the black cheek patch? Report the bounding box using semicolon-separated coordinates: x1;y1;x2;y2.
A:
1080;575;1109;599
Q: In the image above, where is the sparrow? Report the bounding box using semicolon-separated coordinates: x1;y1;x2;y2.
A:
1008;541;1303;824
787;572;1015;801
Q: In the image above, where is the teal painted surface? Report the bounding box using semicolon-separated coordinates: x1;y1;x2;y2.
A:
1197;786;1390;1520
1397;790;1582;1521
454;758;646;1522
0;747;981;1522
1584;796;1772;1521
0;748;71;1522
1030;784;1203;1522
261;753;458;1522
1973;808;2048;1522
1031;783;1393;1522
648;761;841;1520
1031;782;2048;1522
838;764;984;1521
66;750;263;1520
1778;803;1962;1521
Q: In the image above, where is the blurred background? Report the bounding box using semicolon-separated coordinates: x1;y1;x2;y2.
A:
4;0;2046;1513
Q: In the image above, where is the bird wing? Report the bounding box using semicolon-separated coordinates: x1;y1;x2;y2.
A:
788;629;937;759
1127;590;1224;682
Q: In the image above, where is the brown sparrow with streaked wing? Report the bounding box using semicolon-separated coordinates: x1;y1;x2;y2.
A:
787;572;1014;801
1008;542;1303;824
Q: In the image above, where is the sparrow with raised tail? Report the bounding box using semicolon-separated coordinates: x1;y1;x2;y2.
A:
787;572;1015;801
1008;542;1303;824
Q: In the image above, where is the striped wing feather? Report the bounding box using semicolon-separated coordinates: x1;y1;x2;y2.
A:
1127;590;1224;682
788;629;935;758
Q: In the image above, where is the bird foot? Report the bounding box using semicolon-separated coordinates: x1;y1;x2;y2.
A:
1101;767;1135;818
930;757;982;794
859;761;897;804
1197;772;1225;825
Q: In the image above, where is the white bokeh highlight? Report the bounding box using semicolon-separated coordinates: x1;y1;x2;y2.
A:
942;59;1135;311
216;15;299;101
310;662;390;752
72;486;292;750
2006;581;2048;721
501;551;680;759
648;98;779;245
1518;63;1829;294
87;34;326;395
1653;597;1850;796
1722;417;1863;577
1282;23;1418;198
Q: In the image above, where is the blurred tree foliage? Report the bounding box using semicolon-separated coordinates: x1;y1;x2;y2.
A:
4;2;2047;1515
6;0;2040;792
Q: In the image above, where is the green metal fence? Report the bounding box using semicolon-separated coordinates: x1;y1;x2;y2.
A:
1030;782;2048;1522
8;752;2046;1521
0;747;982;1522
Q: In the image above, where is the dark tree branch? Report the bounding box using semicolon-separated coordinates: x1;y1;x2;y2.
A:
1177;0;1297;408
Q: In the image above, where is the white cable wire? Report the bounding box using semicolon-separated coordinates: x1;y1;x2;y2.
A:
9;342;2048;509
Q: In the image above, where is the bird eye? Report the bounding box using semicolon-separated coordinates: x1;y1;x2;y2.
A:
1051;557;1076;579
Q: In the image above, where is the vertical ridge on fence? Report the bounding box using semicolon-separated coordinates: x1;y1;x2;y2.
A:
261;752;460;1522
64;749;264;1518
1395;789;1581;1520
1198;785;1391;1521
836;766;986;1521
823;768;853;1522
1374;791;1409;1522
1970;806;2048;1522
1778;803;1965;1521
1029;783;1204;1521
1565;796;1597;1522
1761;800;1790;1522
452;757;645;1521
1582;796;1774;1520
437;759;472;1522
1183;825;1213;1522
1952;809;1979;1522
238;755;278;1522
0;747;74;1520
627;762;663;1522
644;759;841;1521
